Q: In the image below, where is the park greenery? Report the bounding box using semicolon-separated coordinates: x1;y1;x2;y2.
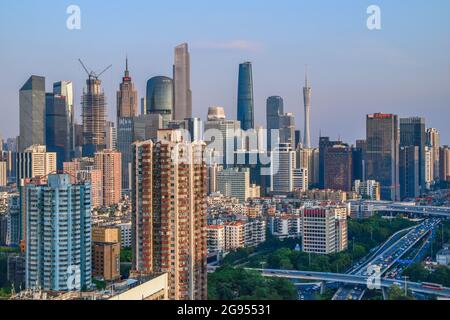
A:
221;216;415;274
208;266;297;300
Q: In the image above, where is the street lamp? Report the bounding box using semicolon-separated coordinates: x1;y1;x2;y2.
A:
403;276;409;297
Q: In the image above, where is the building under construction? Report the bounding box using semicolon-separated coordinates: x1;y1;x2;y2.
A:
80;60;110;157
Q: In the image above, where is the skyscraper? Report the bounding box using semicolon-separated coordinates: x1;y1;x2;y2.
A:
324;144;353;192
303;69;312;148
266;96;284;151
81;75;107;157
94;149;122;207
53;81;75;157
399;146;420;199
426;128;441;182
173;43;192;120
45;93;70;169
146;76;174;126
400;117;426;194
365;113;400;201
204;106;241;166
25;174;92;291
117;57;138;119
237;62;254;131
19;76;45;151
270;143;296;194
319;137;345;189
131;130;207;300
104;121;117;150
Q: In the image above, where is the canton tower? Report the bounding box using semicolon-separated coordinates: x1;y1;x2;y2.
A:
303;67;312;148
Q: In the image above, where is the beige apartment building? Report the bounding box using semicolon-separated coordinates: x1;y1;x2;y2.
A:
132;130;207;300
95;149;122;206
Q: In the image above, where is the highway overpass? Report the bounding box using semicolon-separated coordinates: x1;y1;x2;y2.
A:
248;268;450;298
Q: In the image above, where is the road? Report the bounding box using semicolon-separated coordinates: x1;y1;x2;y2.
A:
250;268;450;298
333;218;440;300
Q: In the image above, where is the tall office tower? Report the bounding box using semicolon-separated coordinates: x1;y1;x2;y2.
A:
104;121;117;150
237;62;254;130
365;113;400;201
16;145;57;185
425;146;434;188
19;76;45;151
278;113;296;148
53;81;75;157
81;75;107;157
146;76;174;126
140;97;147;115
440;146;450;182
216;168;250;203
399;146;420;199
324;144;353;192
270;143;296;194
131;130;207;300
266;96;284;151
426;128;441;181
45;93;70;169
303;70;312;148
94;150;122;207
318;137;346;189
204;106;241;166
400;117;426;193
0;158;6;186
117;114;163;193
25;174;92;291
173;43;192;120
301;205;348;255
294;130;302;150
296;146;319;187
352;145;364;182
117;57;138;118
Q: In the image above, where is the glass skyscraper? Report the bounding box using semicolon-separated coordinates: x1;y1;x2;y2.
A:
237;62;254;131
146;76;174;126
266;96;284;151
365;113;400;201
19;75;46;151
45;93;70;169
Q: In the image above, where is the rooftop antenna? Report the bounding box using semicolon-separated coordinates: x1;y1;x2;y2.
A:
78;59;112;80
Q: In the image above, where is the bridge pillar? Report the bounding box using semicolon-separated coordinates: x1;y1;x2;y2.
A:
320;281;326;295
382;287;388;300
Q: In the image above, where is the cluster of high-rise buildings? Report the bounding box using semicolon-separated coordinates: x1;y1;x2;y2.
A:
0;40;449;300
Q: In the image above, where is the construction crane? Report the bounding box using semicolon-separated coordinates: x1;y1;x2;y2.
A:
78;58;112;80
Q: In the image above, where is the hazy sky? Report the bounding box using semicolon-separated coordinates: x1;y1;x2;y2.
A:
1;0;449;145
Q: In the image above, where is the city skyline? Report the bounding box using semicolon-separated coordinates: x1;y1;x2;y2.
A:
1;0;450;146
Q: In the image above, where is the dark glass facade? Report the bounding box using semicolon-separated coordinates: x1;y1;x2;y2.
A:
400;117;426;194
237;62;254;131
365;113;400;201
266;96;284;151
45;93;70;169
146;76;173;125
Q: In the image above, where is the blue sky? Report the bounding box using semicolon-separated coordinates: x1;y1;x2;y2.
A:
1;0;449;145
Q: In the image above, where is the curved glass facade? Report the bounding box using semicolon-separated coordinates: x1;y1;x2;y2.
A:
237;62;254;131
146;76;173;124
